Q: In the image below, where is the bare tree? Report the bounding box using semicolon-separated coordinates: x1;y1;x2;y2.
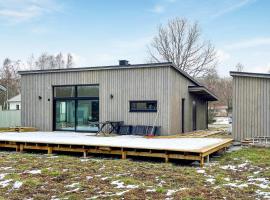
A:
235;63;244;72
148;18;217;77
0;58;21;107
33;52;74;70
55;53;65;69
66;53;73;68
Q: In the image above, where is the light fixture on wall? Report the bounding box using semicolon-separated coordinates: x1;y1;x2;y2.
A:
110;94;114;99
38;96;42;100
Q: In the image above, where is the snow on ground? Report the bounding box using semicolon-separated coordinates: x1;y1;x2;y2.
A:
0;173;7;180
111;180;138;189
25;169;41;174
0;132;229;151
12;181;23;189
0;179;12;188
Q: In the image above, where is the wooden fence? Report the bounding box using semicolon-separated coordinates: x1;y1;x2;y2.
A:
0;106;21;127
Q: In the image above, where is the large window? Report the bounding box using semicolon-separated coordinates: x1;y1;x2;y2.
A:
54;86;75;98
129;101;157;112
53;85;99;132
77;85;99;97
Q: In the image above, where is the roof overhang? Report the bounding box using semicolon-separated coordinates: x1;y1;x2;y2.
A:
188;86;218;101
230;71;270;79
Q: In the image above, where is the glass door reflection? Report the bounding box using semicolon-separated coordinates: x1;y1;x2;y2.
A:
76;100;99;132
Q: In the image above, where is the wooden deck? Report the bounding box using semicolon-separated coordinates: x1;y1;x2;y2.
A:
0;132;233;167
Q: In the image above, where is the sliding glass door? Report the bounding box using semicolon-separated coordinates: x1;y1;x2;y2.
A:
55;100;75;131
76;100;99;132
53;85;99;132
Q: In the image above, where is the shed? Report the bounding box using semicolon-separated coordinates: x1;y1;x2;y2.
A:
230;71;270;140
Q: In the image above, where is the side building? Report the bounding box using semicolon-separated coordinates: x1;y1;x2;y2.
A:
19;61;217;135
230;71;270;140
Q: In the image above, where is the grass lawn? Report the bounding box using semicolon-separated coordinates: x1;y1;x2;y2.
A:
0;147;269;200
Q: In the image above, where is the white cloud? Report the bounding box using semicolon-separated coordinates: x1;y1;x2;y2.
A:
150;5;165;14
212;0;256;18
225;37;270;50
0;0;62;23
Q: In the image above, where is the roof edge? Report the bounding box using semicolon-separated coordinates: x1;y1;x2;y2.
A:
18;62;173;75
230;71;270;79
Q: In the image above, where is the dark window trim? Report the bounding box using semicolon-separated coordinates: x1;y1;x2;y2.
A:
52;84;100;132
129;100;157;113
53;84;99;99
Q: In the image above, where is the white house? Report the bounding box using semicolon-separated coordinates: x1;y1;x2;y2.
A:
7;94;21;110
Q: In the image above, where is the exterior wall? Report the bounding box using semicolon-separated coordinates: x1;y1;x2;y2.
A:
168;68;207;134
8;102;21;110
232;76;270;141
21;67;170;134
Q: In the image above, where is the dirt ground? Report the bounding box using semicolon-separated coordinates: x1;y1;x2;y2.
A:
0;147;269;200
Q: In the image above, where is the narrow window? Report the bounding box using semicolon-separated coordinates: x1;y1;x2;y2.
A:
16;104;20;110
129;101;157;112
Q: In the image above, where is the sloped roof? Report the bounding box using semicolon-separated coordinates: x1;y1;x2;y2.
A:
7;94;21;102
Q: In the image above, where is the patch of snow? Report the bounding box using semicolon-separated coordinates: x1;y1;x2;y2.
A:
206;178;215;184
101;177;110;181
12;181;23;189
220;165;237;171
256;190;270;199
86;176;93;180
224;177;230;181
146;189;156;192
115;189;130;196
166;189;179;196
65;182;80;188
0;173;8;180
0;179;12;188
0;167;12;170
223;183;248;188
80;159;90;162
253;171;261;175
25;169;41;174
197;169;205;174
111;180;138;189
65;188;80;193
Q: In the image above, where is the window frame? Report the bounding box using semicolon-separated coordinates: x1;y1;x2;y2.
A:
129;100;158;113
53;84;99;100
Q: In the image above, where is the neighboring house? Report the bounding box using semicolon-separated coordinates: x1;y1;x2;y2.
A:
7;94;21;110
230;71;270;140
18;61;217;135
209;104;228;117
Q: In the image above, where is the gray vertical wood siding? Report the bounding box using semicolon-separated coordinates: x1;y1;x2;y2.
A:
21;67;170;134
232;75;270;140
169;68;207;134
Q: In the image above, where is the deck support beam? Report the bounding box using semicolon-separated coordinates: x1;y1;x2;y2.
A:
121;149;127;159
19;144;24;152
83;151;87;158
47;147;53;154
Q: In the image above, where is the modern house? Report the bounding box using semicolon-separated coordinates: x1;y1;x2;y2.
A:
7;94;21;110
230;71;270;140
18;61;217;135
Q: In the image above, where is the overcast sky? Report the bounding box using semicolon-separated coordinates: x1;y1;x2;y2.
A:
0;0;269;76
